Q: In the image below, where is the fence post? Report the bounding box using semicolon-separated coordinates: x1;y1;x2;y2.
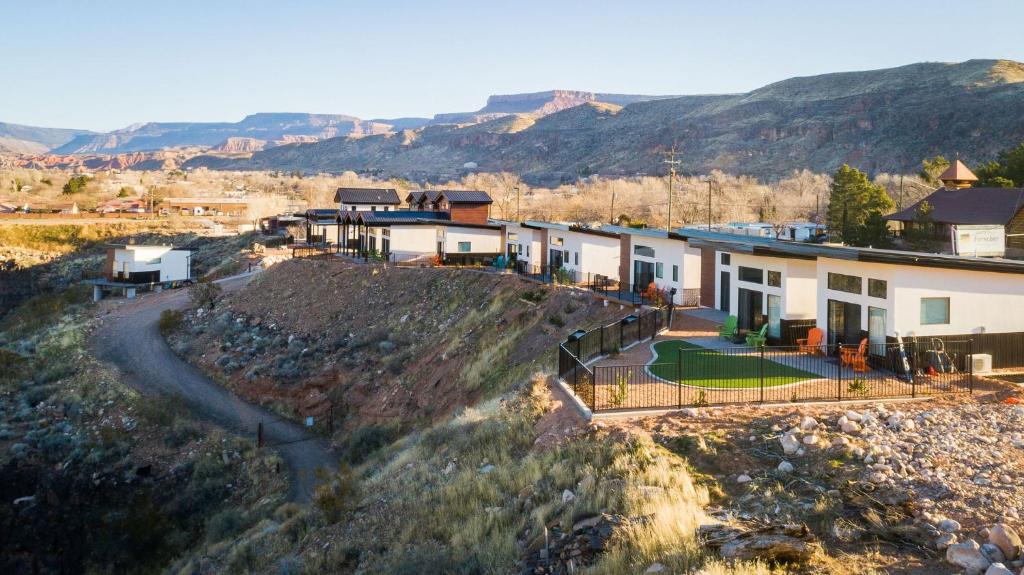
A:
599;324;604;355
677;347;683;408
837;345;843;401
759;345;765;403
968;339;974;394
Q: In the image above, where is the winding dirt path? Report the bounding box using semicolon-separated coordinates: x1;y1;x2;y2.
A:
89;271;337;502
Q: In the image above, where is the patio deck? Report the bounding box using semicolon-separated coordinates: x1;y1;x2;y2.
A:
583;311;971;411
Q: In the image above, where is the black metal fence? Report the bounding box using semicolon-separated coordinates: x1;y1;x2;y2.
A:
564;338;974;413
558;307;672;406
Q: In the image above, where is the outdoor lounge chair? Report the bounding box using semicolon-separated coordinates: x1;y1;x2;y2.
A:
797;327;824;355
745;324;768;347
840;338;869;372
718;315;738;340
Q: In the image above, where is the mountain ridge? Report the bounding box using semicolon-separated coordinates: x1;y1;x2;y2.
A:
182;59;1024;181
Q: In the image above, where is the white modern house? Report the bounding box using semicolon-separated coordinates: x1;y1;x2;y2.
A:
104;244;191;284
521;221;621;282
713;250;818;343
93;244;192;300
498;221;542;272
606;226;703;306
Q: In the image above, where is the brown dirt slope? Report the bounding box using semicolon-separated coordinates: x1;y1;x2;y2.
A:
173;258;624;438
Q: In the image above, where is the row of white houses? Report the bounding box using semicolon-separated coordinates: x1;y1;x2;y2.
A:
290;187;1024;369
501;222;1024;368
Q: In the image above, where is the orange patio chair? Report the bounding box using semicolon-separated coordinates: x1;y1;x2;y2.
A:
840;338;869;372
796;327;824;355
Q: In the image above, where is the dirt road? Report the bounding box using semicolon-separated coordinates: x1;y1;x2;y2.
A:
89;272;337;502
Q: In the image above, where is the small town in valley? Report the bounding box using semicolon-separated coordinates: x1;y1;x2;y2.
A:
3;3;1024;574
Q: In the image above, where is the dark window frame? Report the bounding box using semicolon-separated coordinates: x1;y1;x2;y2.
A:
828;272;862;295
634;245;655;258
868;278;887;299
767;270;781;287
738;266;763;284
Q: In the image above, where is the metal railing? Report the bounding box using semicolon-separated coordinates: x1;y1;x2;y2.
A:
506;262;699;307
569;339;974;413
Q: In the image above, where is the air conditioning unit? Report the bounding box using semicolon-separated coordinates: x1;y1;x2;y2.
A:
966;353;993;374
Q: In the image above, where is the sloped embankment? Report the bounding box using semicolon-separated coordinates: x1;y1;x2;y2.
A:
173;258;622;437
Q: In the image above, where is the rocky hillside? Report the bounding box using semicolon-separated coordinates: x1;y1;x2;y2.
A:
184;59;1024;182
0;122;94;155
170;258;622;438
431;90;672;125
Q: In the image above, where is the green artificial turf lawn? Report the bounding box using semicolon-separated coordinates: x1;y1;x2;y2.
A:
648;340;820;388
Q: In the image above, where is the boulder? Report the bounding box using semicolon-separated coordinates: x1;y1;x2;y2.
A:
644;563;667;573
780;434;801;455
937;533;958;550
736;474;752;484
947;540;993;573
800;416;818;431
802;434;818;446
777;461;794;474
990;524;1023;561
984;563;1014;575
562;489;576;503
939;519;962;533
983;543;1008;565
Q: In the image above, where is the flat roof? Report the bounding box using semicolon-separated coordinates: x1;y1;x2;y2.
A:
675;228;1024;275
522;220;620;239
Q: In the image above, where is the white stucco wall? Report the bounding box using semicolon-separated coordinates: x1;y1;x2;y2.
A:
719;253;818;321
626;235;701;305
545;229;620;281
385;226;438;256
113;246;190;281
816;257;1024;338
442;226;501;254
503;224;538;267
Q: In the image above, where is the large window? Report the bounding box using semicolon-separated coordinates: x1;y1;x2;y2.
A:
868;279;887;299
720;253;731;265
868;307;887;356
828;272;862;294
672;265;679;282
634;245;655;258
458;242;472;253
921;297;950;325
767;270;781;287
655;262;664;279
574;252;579;266
738;266;763;284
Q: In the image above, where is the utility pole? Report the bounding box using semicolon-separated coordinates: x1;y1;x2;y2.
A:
609;189;616;224
514;186;521;221
706;178;713;231
662;146;680;230
898;174;905;211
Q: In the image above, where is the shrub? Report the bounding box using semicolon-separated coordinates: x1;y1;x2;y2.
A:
189;281;222;309
547;314;565;328
205;508;250;543
612;373;629;406
692;390;709;408
338;425;399;465
159;309;184;335
314;467;356;523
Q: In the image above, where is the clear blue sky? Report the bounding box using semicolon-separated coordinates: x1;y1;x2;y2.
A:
5;0;1024;132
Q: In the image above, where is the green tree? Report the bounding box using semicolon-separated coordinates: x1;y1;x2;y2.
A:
919;155;950;185
117;186;133;198
903;200;938;252
826;164;895;246
974;142;1024;187
62;175;89;195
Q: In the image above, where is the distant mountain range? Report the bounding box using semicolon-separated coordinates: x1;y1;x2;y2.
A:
5;60;1024;181
0;122;95;155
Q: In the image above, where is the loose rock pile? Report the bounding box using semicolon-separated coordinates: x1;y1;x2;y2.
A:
520;514;626;574
773;403;1024;531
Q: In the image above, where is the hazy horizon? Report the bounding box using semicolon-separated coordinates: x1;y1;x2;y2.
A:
5;0;1024;132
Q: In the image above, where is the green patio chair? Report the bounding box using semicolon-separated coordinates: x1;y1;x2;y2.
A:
746;324;769;347
718;315;738;340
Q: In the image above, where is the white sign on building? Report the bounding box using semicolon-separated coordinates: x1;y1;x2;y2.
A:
952;224;1005;257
